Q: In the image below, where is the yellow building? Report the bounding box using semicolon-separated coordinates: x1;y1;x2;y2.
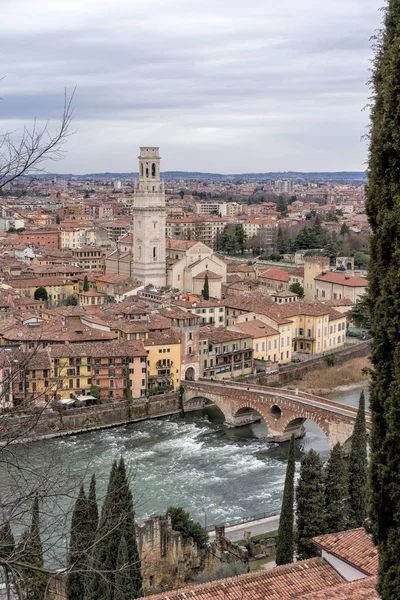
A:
229;319;283;363
9;277;78;306
144;330;182;393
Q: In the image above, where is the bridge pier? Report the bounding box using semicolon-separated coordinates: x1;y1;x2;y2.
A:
225;410;261;428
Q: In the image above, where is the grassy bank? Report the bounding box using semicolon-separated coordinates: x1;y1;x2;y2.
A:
288;356;370;396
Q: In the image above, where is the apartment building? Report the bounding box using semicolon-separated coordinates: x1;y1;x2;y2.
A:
199;328;253;379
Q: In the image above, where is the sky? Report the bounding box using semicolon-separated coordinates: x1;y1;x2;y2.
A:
2;0;383;174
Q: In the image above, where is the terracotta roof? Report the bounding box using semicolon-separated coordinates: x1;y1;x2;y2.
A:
259;267;289;282
291;267;304;276
300;576;378;599
49;340;146;358
165;238;198;250
200;326;251;343
146;557;344;600
79;289;107;297
319;298;354;307
232;320;279;338
144;330;181;346
193;270;222;280
315;272;368;287
313;528;378;576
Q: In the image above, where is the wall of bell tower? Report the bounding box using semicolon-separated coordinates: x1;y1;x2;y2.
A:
132;147;166;287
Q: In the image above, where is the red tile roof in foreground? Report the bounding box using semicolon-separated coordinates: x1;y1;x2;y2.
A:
146;557;344;600
313;528;378;576
300;576;378;599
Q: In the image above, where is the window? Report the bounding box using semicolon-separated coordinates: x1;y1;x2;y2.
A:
141;367;146;373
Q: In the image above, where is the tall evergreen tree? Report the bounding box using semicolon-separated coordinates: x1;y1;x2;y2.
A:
324;443;348;534
296;450;325;560
365;2;400;595
67;486;90;600
202;273;210;301
87;474;99;549
83;275;89;292
276;435;295;565
16;497;47;600
114;536;133;600
86;459;142;599
348;391;367;528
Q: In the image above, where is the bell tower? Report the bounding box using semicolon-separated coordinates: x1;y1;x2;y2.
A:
132;147;166;287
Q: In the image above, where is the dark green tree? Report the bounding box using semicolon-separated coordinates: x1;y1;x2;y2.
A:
83;275;89;292
288;282;304;298
114;536;133;600
340;223;349;237
324;443;349;534
166;507;208;548
276;197;288;218
276;435;295;565
366;4;400;590
365;39;399;583
16;496;47;600
87;474;99;549
67;486;90;600
296;450;325;560
348;295;370;330
55;213;61;224
348;391;367;528
235;224;246;254
86;458;142;599
34;286;48;301
202;273;210;301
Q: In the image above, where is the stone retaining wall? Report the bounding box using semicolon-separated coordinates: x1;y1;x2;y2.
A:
4;394;181;443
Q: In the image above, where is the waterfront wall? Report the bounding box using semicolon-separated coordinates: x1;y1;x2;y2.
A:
240;340;371;387
7;393;181;443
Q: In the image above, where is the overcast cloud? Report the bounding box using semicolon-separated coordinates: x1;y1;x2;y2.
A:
2;0;382;173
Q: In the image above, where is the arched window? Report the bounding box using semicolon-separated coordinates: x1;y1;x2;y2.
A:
153;247;157;260
139;246;142;259
146;167;149;178
152;163;156;177
141;164;143;177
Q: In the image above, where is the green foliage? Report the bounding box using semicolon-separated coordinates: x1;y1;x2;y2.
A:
348;392;367;528
276;197;288;218
125;372;133;404
0;521;15;590
295;221;327;250
348;295;370;330
323;354;335;367
83;275;89;292
288;282;304;298
90;385;101;404
219;224;247;254
276;435;295;565
325;211;338;222
340;223;350;236
67;486;91;600
114;536;134;600
56;214;61;224
353;251;369;269
202;273;210;300
34;286;48;301
296;450;325;560
196;562;247;583
324;443;349;533
166;506;209;548
16;496;47;600
86;458;142;599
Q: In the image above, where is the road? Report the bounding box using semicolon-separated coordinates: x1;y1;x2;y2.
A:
208;514;280;542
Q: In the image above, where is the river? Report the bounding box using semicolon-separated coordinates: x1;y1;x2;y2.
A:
0;384;368;547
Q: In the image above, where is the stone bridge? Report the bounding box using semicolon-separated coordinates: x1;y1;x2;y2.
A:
182;379;371;450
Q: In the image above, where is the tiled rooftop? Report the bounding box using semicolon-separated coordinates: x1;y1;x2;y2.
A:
146;557;344;600
313;528;378;576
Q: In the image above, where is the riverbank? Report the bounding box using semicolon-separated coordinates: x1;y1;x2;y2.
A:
287;356;370;396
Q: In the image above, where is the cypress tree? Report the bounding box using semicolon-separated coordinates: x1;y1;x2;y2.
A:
348;391;367;528
67;485;90;600
83;275;89;292
202;273;210;300
296;450;325;560
86;459;142;599
87;474;99;549
114;536;133;600
324;443;348;534
366;2;400;595
276;435;295;565
16;497;47;600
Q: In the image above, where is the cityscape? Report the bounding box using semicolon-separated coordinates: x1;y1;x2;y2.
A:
1;0;398;599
